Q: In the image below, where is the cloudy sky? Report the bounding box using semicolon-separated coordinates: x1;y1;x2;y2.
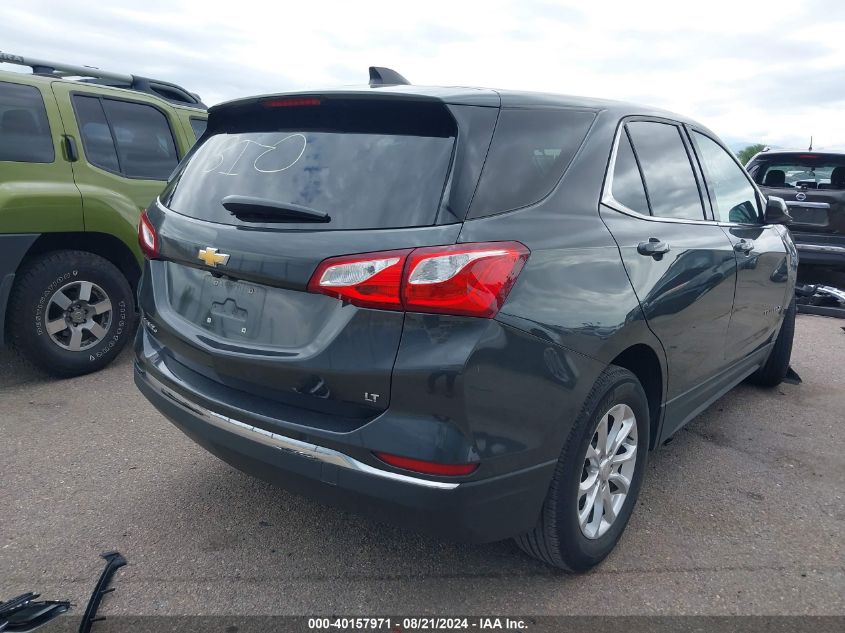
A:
2;0;844;149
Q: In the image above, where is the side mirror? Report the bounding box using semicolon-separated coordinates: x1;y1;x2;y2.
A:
764;196;792;225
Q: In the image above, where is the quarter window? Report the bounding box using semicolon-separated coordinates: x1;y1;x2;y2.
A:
611;129;649;214
469;108;595;218
626;121;705;221
693;132;759;224
73;95;178;179
189;117;207;139
0;81;54;163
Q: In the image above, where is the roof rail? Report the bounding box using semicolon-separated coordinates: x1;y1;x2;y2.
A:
0;51;205;109
368;66;410;87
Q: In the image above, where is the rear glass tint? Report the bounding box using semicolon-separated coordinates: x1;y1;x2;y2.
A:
189;117;207;139
754;154;845;190
626;121;705;221
163;99;457;230
611;129;649;214
468;108;595;218
0;81;54;163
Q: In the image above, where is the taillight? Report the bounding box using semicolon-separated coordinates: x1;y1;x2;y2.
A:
403;243;529;317
374;452;479;477
307;242;529;318
307;249;411;310
138;210;159;259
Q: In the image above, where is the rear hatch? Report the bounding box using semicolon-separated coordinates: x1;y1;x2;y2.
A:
139;92;498;427
750;152;845;236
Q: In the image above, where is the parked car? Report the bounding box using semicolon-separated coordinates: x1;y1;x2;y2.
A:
0;52;207;376
746;149;845;269
134;68;797;571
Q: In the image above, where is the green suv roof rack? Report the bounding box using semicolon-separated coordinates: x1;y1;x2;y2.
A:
0;51;205;109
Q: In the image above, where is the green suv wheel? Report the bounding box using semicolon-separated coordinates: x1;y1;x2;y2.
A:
8;251;135;377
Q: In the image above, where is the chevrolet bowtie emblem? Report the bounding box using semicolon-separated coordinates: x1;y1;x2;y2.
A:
198;247;230;267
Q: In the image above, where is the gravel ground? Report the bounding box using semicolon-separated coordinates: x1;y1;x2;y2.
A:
1;315;842;616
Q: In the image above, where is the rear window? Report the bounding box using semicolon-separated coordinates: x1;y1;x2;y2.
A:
467;108;596;218
0;81;54;163
162;99;457;230
754;154;845;190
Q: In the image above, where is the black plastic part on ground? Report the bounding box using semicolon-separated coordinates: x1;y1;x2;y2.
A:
0;591;70;632
78;551;126;633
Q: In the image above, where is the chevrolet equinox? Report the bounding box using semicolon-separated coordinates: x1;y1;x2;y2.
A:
134;69;797;571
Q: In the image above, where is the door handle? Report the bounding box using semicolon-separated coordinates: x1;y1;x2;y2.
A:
63;135;79;162
734;239;755;253
637;238;671;259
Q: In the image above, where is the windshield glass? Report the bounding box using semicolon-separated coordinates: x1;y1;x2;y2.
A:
162;99;457;230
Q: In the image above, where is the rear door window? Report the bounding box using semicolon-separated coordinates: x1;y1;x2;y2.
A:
73;95;178;179
73;95;120;172
611;129;649;214
468;108;595;218
627;121;705;221
102;100;178;179
163;98;457;230
692;132;760;224
0;81;54;163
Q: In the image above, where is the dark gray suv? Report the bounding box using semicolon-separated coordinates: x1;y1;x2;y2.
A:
134;73;797;571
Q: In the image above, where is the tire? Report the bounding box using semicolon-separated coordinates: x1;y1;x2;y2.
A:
747;298;795;388
7;250;136;377
515;366;649;572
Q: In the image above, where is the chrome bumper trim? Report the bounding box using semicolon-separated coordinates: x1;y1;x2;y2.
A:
796;244;845;254
142;370;460;491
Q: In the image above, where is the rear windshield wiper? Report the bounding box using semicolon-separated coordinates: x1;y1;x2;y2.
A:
221;195;331;223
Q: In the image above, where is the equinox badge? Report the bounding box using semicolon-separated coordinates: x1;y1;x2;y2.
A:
198;247;230;267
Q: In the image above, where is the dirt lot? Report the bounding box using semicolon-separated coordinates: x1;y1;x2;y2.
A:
1;315;843;616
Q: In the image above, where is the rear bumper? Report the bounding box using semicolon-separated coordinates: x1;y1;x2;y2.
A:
792;232;845;267
134;356;556;543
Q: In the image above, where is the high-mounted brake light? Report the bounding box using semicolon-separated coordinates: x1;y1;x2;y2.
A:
374;452;479;477
261;97;321;108
138;210;159;259
306;242;529;318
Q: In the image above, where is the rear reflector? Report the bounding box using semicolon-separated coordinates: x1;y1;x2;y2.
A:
374;452;479;476
138;210;158;259
307;242;529;318
261;97;321;108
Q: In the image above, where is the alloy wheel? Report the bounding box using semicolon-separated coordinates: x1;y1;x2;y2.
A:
44;280;112;352
578;403;638;539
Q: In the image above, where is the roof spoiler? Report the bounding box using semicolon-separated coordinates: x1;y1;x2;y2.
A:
368;66;410;87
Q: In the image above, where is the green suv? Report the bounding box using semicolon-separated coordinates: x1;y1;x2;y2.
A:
0;53;206;376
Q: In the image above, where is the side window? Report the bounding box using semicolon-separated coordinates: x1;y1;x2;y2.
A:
0;81;54;163
102;100;178;180
468;108;595;218
626;121;705;221
611;129;649;214
189;117;207;140
692;132;759;224
72;95;178;179
73;95;120;172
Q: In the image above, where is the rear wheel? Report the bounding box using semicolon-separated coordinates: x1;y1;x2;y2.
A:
8;251;135;377
747;298;795;388
515;366;649;571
